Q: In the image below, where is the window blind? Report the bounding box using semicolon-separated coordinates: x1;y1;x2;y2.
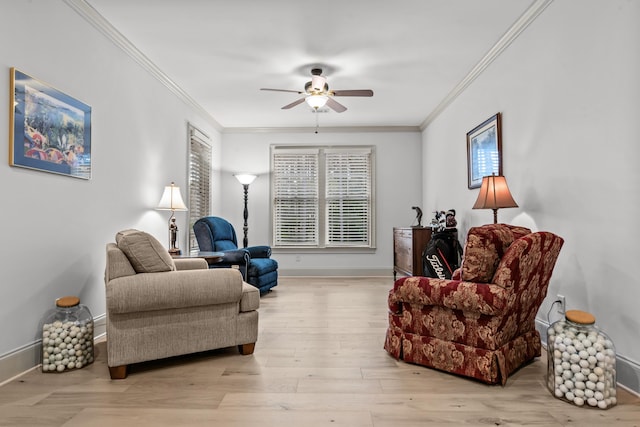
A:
325;148;371;246
273;149;319;246
188;125;211;252
271;146;374;249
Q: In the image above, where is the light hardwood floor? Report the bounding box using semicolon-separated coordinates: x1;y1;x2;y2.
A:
1;277;638;426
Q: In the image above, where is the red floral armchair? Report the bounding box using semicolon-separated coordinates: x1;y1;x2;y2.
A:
384;224;564;385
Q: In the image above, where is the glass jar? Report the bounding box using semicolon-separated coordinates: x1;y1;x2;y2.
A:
547;310;616;409
41;296;94;373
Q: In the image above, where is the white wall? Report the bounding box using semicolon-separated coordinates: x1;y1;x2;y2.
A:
422;0;640;390
220;130;422;275
0;0;221;377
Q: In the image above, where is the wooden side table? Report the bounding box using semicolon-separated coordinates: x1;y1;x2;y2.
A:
172;251;224;266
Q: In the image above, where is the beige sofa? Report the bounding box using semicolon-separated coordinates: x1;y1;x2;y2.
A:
105;229;259;379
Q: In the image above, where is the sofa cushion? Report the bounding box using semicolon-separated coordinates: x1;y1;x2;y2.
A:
460;224;530;283
216;240;238;251
107;268;243;314
115;229;175;273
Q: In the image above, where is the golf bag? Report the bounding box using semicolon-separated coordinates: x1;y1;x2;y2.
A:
422;229;463;279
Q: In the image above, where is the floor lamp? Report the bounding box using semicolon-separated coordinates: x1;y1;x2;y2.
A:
157;182;188;255
234;174;257;248
472;174;518;224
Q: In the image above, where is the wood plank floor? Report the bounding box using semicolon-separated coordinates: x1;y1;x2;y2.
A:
1;277;638;426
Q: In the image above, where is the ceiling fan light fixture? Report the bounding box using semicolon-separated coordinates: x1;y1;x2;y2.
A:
305;94;328;109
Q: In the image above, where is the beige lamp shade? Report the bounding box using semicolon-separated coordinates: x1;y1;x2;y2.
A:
157;182;187;211
472;174;518;223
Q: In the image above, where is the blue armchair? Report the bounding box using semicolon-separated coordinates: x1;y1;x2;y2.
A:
193;216;278;294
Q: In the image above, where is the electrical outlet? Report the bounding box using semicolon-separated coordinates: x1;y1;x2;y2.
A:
557;294;566;314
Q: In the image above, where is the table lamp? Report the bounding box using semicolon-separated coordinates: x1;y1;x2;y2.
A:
157;182;188;255
472;174;518;224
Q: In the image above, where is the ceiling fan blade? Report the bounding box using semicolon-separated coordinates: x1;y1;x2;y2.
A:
332;89;374;97
326;97;347;113
261;88;304;94
281;98;306;109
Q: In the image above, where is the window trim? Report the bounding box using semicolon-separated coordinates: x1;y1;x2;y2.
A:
187;124;211;253
271;144;376;250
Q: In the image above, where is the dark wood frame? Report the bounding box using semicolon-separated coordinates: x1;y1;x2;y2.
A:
466;112;502;189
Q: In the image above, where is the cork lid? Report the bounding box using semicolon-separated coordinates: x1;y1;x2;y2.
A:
565;309;595;325
56;296;80;308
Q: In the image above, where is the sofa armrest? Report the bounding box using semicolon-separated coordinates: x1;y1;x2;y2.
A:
173;258;208;270
218;249;250;264
389;276;508;316
107;268;243;314
240;282;260;312
246;245;271;258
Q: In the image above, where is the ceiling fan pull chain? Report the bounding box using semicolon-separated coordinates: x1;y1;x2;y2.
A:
315;111;319;134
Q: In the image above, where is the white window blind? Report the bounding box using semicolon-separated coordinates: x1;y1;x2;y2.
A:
325;148;371;246
188;125;211;252
272;146;374;249
273;148;319;246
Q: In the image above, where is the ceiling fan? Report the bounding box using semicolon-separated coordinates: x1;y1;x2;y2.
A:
260;68;374;113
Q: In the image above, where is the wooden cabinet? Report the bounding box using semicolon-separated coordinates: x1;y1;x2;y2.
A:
393;227;432;279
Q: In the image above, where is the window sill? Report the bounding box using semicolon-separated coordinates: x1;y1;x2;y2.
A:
272;246;377;254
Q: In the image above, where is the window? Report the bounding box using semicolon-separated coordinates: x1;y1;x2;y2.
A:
187;124;211;252
272;145;375;249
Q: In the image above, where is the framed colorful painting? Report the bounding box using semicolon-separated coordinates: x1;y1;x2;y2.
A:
9;68;92;179
466;112;502;189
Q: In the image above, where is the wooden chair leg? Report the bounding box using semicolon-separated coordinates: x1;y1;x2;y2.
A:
109;365;128;379
238;343;256;355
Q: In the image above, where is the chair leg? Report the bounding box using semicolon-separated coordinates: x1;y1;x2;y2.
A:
238;343;256;355
109;365;128;379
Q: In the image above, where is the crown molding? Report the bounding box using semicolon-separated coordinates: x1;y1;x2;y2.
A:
63;0;224;132
222;125;421;134
420;0;554;130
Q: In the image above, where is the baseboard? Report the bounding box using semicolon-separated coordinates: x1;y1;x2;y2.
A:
279;268;394;277
536;318;640;396
0;313;107;386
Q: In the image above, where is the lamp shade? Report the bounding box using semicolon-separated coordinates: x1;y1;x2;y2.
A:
473;174;518;224
311;75;327;91
473;175;518;210
234;174;257;185
305;94;328;109
157;182;187;211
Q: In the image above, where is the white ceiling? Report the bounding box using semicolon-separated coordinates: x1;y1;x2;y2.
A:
82;0;536;130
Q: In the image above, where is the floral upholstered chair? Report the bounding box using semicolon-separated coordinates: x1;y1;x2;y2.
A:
384;224;564;385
